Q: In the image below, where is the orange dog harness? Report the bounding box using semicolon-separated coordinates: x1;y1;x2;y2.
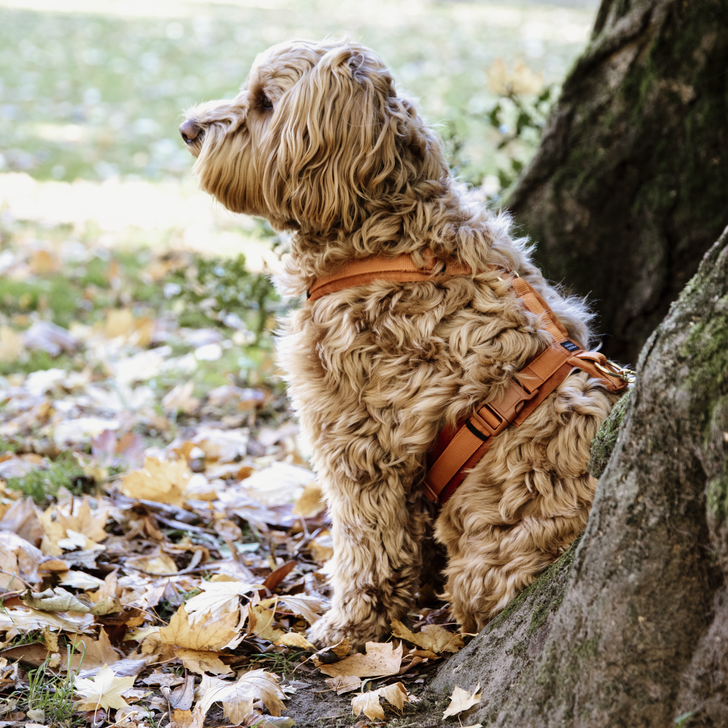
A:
308;254;633;504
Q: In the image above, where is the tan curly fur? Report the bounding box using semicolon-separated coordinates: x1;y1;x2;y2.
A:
181;37;618;646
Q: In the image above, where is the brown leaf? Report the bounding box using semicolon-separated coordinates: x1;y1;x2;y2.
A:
262;560;296;591
0;497;43;545
176;649;232;676
319;641;403;679
391;619;464;654
159;606;239;652
293;481;325;518
351;682;411;720
120;457;192;507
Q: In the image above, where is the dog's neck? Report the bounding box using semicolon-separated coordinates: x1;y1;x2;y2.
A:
276;189;526;300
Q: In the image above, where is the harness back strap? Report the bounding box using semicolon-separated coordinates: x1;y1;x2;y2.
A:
307;254;632;505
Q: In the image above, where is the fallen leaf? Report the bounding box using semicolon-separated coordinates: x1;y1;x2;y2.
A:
198;669;285;721
184;580;262;625
391;619;464;654
159;606;239;652
443;684;483;719
121;457;192;507
0;530;45;589
351;682;411;720
274;632;316;650
0;326;23;363
325;675;361;695
293;480;325;517
176;649;232;676
74;664;136;711
162;382;200;415
69;629;123;669
319;641;402;679
170;704;206;728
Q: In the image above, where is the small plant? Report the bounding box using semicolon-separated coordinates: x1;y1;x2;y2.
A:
484;83;555;193
6;453;88;503
18;647;82;728
166;251;284;344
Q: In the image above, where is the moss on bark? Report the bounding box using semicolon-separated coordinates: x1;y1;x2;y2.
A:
507;0;728;365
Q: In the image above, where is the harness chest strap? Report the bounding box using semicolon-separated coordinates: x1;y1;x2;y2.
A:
307;255;632;505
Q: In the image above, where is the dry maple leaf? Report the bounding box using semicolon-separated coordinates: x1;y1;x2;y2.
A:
74;664;136;711
351;682;411;720
272;594;323;625
176;649;232;676
0;606;94;636
0;531;44;589
318;641;403;679
443;684;483;719
198;669;285;723
184;580;262;625
159;606;240;652
391;619;464;654
120;457;192;507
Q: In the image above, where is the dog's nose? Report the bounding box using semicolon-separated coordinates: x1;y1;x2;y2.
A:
179;119;201;143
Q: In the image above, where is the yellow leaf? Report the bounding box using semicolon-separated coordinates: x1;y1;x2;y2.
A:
391;619;464;654
293;480;325;517
159;606;239;652
0;327;23;363
126;552;178;575
121;457;192;507
511;61;544;96
74;664;136;711
351;682;411;720
319;641;402;679
486;57;509;95
309;531;334;563
443;684;483;719
176;649;233;676
274;632;316;650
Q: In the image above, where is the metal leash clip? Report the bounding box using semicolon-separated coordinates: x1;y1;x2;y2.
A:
594;360;636;384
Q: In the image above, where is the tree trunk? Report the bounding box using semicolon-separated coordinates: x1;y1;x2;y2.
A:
431;228;728;727
507;0;728;365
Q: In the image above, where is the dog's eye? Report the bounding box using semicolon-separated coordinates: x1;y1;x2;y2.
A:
260;94;273;111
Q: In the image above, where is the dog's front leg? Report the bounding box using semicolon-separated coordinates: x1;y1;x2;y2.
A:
308;463;427;648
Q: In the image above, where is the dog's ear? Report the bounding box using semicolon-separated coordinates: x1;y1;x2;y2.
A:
262;43;445;232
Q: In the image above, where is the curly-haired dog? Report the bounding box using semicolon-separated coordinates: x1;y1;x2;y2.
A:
180;38;626;647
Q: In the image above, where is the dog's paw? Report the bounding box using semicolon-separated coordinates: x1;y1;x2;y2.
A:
308;611;389;650
308;612;355;649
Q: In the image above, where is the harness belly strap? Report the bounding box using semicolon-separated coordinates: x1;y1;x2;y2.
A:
307;254;633;505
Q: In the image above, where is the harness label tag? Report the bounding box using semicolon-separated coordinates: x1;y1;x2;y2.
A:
560;340;580;352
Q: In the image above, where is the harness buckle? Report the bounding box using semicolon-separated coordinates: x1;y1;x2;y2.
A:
594;360;636;384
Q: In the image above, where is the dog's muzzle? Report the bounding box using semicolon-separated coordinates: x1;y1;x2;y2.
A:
179;119;202;145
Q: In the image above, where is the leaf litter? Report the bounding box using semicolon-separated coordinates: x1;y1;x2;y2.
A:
0;224;464;727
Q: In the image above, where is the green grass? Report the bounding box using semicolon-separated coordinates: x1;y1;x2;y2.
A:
6;453;88;502
10;650;81;728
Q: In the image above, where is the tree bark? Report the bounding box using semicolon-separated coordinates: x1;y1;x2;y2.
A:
431;228;728;727
507;0;728;365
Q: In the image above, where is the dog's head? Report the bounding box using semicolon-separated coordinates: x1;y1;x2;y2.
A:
180;38;448;233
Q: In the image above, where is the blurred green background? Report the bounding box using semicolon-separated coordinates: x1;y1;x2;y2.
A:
1;0;598;188
0;0;599;393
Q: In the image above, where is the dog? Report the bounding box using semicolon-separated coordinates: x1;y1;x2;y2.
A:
180;37;621;647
